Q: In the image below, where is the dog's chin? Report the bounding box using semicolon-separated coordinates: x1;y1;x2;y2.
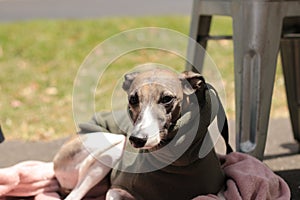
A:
139;145;155;150
147;138;173;151
131;137;173;151
130;135;170;151
142;136;161;150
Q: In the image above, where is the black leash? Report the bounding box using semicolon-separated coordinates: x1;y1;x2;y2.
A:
0;125;5;143
217;103;233;154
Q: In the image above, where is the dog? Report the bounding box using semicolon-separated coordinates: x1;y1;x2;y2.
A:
54;68;230;200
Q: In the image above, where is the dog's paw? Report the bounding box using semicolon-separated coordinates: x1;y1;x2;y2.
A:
106;188;135;200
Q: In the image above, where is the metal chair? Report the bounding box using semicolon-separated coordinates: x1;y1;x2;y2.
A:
186;0;300;160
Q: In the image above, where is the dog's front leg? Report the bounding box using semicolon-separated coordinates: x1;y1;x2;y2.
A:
65;156;111;200
64;133;126;200
106;188;136;200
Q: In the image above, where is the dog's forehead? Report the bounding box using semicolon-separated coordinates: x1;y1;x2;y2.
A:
134;69;180;85
132;69;181;89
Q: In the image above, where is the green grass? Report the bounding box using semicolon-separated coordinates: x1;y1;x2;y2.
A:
0;16;288;140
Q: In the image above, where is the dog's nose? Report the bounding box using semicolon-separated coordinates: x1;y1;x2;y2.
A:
129;135;147;148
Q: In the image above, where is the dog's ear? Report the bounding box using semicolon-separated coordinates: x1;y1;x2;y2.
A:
122;72;139;92
179;71;206;95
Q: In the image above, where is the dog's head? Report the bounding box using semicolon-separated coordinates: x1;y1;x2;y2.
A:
122;68;206;149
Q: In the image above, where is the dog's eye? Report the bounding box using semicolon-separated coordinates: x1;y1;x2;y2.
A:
129;93;139;105
160;95;174;104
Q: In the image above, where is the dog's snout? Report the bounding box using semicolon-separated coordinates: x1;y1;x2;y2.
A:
129;135;147;148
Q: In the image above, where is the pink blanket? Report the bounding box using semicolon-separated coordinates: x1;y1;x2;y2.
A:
0;152;290;200
193;152;290;200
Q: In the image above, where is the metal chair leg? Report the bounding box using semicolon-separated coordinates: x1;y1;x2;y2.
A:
232;2;284;160
280;21;300;152
186;0;212;72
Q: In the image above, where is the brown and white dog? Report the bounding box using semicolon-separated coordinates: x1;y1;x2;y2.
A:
122;69;204;150
54;68;227;200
